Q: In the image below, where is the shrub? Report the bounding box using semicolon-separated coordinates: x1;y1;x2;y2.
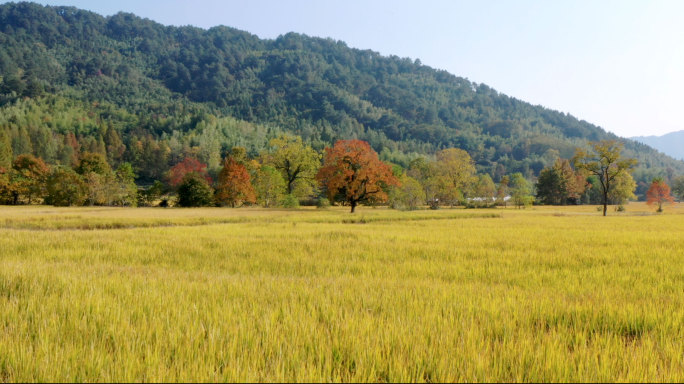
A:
137;181;165;207
281;194;299;208
177;173;214;207
316;197;331;209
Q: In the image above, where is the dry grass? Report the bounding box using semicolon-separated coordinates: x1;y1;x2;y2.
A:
0;202;682;381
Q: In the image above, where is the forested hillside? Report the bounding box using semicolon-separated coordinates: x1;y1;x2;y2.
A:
0;2;682;195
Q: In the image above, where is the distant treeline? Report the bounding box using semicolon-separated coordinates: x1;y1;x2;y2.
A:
5;131;681;211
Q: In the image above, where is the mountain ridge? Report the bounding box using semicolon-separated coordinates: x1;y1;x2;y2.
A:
631;130;684;161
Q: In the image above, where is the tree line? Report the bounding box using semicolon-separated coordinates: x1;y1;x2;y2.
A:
3;130;676;213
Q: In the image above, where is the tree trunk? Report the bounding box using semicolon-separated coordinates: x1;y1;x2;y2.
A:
350;201;356;213
602;192;608;216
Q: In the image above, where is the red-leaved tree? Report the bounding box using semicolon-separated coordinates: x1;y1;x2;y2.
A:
646;178;675;212
316;140;400;213
168;157;211;188
215;156;256;207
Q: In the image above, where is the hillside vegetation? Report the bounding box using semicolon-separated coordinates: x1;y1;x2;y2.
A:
0;2;682;194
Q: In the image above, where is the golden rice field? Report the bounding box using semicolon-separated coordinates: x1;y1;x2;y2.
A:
0;203;682;382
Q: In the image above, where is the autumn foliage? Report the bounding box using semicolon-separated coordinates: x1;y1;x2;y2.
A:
168;157;211;188
646;178;675;212
12;154;50;204
316;140;399;212
215;156;256;207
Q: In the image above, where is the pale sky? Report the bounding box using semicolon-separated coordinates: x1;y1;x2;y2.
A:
10;0;684;138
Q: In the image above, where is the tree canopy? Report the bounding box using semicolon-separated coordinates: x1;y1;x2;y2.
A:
316;140;399;212
262;135;320;199
646;178;675;212
574;140;637;216
536;158;586;205
215;156;256;208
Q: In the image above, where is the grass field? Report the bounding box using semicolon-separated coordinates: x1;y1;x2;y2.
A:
0;203;682;382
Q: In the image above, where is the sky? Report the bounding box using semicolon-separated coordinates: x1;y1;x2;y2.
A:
9;0;684;138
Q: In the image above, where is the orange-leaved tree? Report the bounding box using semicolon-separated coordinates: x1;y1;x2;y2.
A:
646;177;675;212
215;156;256;208
316;140;400;213
12;154;50;204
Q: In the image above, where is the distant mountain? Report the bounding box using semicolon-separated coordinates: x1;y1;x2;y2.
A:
631;131;684;161
0;1;683;196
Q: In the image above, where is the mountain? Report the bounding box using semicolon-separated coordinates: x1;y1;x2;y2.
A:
0;2;682;197
631;131;684;161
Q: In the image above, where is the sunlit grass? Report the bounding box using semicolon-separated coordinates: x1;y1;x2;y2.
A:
0;203;682;381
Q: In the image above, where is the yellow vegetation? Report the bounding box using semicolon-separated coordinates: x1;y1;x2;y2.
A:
0;203;682;381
